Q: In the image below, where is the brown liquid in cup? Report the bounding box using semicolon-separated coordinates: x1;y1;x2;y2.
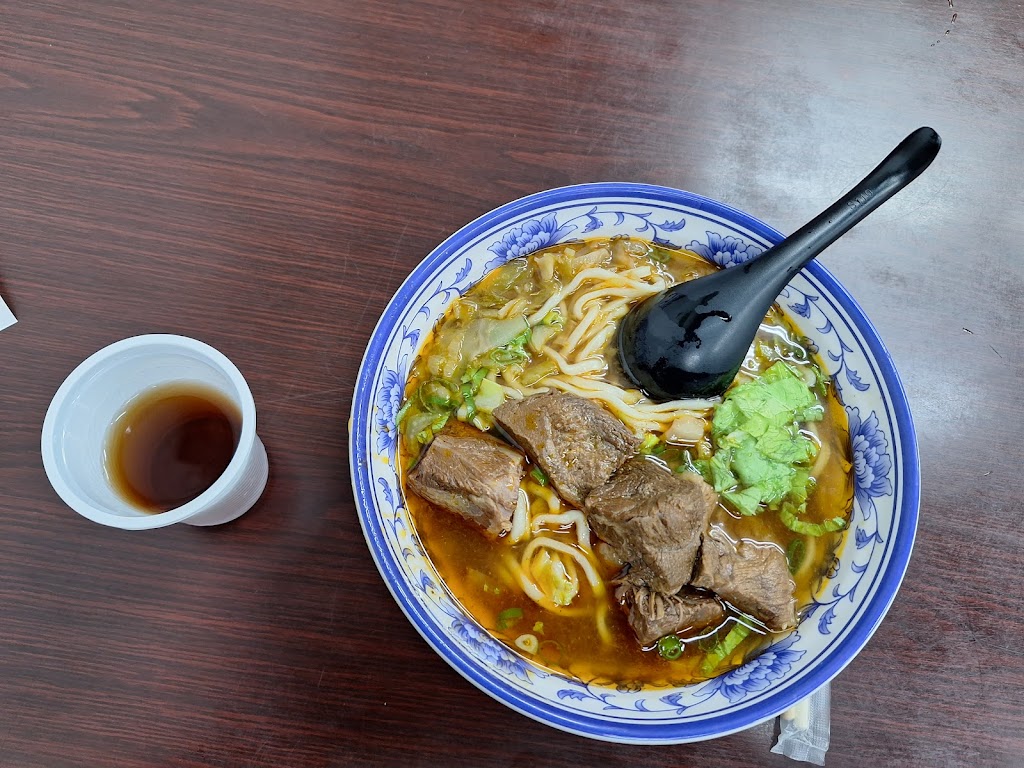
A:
105;383;242;513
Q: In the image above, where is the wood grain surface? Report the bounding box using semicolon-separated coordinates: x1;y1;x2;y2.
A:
1;1;1021;766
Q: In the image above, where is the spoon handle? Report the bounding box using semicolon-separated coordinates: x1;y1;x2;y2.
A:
743;127;942;297
618;127;942;401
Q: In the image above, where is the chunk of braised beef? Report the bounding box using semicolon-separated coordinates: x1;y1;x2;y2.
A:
615;572;726;646
493;391;638;506
586;457;718;594
693;526;797;631
407;427;526;536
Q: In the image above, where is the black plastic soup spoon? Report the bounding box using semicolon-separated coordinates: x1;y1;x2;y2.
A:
617;127;941;401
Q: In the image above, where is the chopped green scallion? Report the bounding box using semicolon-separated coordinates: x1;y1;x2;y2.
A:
656;634;684;661
461;367;488;390
491;328;532;366
786;538;807;574
395;398;413;425
496;607;523;630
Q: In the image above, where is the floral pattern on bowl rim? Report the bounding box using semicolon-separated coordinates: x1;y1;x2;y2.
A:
350;183;920;744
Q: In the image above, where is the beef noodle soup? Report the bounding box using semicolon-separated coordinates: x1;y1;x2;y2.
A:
397;237;853;687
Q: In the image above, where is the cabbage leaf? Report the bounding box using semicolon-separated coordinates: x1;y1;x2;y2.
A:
707;362;828;524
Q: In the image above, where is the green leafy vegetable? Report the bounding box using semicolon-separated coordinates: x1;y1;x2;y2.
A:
491;327;532;366
496;607;523;630
657;634;684;661
757;426;817;464
649;246;672;264
810;360;829;398
460;317;531;363
789;470;814;506
404;411;447;446
710;398;743;435
462;367;487;389
474;378;505;413
722;486;763;516
420;412;449;443
487;259;529;295
677;449;704;478
731;436;793;502
400;362;507;455
688;457;710;482
460;390;476;422
639;434;660;454
530;466;548;486
519;360;558;386
779;502;847;537
707;362;825;517
458;368;488;422
708;449;737;492
700;622;753;676
539;310;563;328
716;361;822;430
418;378;457;410
531;549;578;606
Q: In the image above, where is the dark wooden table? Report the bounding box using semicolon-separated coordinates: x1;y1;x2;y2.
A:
2;1;1021;765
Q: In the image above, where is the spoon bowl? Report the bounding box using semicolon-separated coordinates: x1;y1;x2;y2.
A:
618;127;942;401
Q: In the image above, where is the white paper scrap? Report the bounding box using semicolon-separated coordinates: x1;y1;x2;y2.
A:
0;295;15;332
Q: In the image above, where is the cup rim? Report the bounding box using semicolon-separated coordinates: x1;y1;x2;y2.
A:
40;333;258;530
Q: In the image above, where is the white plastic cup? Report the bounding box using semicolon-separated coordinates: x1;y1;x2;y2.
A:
41;334;268;529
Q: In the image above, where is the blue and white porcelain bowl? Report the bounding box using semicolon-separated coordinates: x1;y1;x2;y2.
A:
350;183;920;743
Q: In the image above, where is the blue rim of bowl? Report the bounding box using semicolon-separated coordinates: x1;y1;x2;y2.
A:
350;182;921;743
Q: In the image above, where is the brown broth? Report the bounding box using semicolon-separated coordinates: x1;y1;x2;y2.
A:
400;237;853;687
105;383;241;513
